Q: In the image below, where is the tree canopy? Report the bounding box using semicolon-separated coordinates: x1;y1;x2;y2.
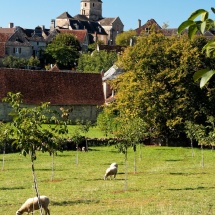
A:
101;32;215;144
45;33;80;70
115;30;136;47
77;50;117;73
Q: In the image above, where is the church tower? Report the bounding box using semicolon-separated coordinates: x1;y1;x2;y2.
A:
80;0;103;21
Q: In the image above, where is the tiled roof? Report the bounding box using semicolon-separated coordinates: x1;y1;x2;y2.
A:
97;44;125;53
0;33;13;57
73;14;90;21
99;18;117;26
102;65;124;81
135;19;162;36
58;29;88;44
57;12;74;19
0;68;104;106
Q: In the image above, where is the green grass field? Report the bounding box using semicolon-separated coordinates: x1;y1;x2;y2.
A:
1;145;215;215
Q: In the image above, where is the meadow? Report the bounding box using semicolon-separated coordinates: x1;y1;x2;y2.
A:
1;145;215;215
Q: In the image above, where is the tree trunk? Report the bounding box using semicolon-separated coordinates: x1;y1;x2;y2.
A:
190;138;194;157
124;147;128;191
30;152;43;215
51;153;55;181
2;143;5;171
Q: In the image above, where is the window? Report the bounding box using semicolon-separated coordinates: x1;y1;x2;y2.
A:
13;47;21;54
85;3;87;7
93;3;94;7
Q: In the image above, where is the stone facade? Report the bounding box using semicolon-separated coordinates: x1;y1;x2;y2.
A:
80;0;102;21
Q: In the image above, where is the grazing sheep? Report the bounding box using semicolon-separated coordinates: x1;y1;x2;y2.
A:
104;163;118;180
16;195;50;215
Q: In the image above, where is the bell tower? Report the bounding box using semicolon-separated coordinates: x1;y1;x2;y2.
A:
80;0;103;21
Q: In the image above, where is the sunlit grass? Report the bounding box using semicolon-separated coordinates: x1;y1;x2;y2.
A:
1;146;215;214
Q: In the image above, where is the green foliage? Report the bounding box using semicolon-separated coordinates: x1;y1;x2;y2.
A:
2;92;69;159
115;30;136;46
45;33;80;69
2;56;41;69
27;56;40;67
2;56;27;68
104;32;215;142
77;50;117;73
178;7;215;88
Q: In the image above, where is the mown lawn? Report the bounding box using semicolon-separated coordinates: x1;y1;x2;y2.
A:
1;145;215;214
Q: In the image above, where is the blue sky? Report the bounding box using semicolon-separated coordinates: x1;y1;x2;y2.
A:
0;1;215;30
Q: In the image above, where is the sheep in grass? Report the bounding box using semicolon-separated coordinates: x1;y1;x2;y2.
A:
104;163;118;180
16;196;50;215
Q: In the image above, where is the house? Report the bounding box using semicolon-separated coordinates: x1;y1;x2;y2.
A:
102;65;124;104
0;24;49;64
135;18;215;39
99;17;124;45
51;0;124;45
0;68;104;122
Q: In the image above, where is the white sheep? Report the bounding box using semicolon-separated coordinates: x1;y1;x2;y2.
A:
16;195;50;215
104;163;118;180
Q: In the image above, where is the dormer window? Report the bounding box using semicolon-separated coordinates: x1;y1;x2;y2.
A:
145;27;150;32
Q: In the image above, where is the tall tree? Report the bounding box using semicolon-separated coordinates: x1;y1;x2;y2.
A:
45;33;80;69
106;32;215;143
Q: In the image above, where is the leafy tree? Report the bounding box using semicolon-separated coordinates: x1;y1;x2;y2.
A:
0;122;12;170
45;33;80;69
178;7;215;88
28;56;40;67
2;56;27;68
105;32;215;143
2;92;69;214
77;50;117;73
115;30;136;46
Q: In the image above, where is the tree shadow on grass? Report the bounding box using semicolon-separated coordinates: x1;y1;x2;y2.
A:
51;199;100;206
169;172;207;176
165;159;183;162
167;186;215;191
0;186;25;190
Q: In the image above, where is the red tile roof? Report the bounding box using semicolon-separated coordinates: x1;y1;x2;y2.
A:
0;68;104;106
57;29;88;44
0;33;13;57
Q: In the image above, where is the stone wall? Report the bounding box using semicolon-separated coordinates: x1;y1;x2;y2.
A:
0;103;101;123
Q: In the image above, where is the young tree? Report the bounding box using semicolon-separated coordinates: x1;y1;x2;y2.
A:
2;92;69;214
0;122;12;171
45;33;80;69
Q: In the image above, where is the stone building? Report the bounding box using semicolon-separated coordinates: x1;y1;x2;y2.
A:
0;68;104;122
52;0;124;45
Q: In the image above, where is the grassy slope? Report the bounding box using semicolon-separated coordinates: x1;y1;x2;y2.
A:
1;146;215;214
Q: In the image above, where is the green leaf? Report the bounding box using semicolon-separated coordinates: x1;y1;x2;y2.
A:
188;25;198;39
200;21;206;34
201;11;209;22
188;9;208;21
178;20;194;34
211;7;215;14
193;69;215;88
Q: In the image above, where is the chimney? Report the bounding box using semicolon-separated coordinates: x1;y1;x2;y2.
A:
138;19;141;28
9;22;14;28
50;19;55;31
